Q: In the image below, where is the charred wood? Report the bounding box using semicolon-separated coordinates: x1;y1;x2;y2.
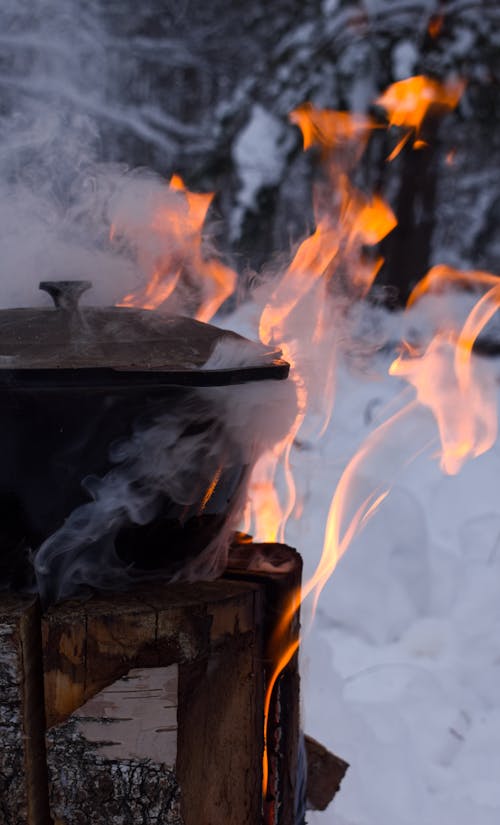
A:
226;541;302;825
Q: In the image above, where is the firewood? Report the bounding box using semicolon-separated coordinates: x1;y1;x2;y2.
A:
42;579;265;825
304;734;349;811
0;543;303;825
226;541;302;825
0;594;50;825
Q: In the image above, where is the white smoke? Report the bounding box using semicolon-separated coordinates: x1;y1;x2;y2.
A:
0;2;302;602
34;375;297;605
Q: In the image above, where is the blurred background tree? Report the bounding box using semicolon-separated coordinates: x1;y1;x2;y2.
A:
2;0;500;300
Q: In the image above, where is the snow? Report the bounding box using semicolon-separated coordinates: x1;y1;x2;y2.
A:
392;41;418;81
218;284;500;824
280;340;500;824
230;104;294;240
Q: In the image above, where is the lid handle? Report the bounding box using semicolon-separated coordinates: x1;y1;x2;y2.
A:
39;280;92;312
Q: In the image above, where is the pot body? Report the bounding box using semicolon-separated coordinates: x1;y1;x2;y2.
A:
0;385;246;596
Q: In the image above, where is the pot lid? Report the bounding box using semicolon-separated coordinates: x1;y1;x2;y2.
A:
0;281;289;387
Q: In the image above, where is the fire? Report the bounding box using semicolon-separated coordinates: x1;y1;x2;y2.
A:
392;271;500;478
251;107;396;550
407;263;500;308
428;13;444;39
261;258;500;791
246;453;287;543
255;105;397;798
290;104;376;154
247;342;307;545
198;466;223;514
257;82;495;805
115;174;236;321
106;77;495;808
120;267;181;312
376;75;464;159
389;333;496;475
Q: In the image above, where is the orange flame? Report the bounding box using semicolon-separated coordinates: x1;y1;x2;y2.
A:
104;81;494;808
258;88;484;803
252;109;396;548
391;266;500;475
248;341;307;545
198;466;223;514
390;336;493;475
376;75;464;159
115;174;236;321
407;264;500;308
428;14;444;39
261;399;422;796
290;104;376;154
120;267;181;311
256;106;397;798
263;259;500;786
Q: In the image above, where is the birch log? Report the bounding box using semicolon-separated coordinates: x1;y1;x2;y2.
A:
0;594;50;825
43;579;264;825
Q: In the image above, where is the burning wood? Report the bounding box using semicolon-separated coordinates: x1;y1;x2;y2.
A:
0;543;308;825
43;578;264;825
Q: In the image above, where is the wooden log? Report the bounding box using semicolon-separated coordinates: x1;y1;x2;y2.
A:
42;579;264;825
226;541;302;825
46;664;182;825
0;543;302;823
0;594;50;825
304;734;349;811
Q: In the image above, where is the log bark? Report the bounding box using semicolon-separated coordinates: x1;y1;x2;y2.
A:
1;544;303;824
304;734;349;812
42;579;265;825
226;541;302;825
0;594;50;825
46;665;182;825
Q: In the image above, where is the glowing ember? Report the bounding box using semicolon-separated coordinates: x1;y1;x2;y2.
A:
428;13;444;39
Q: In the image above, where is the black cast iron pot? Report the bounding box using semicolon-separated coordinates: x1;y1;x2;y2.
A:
0;281;289;601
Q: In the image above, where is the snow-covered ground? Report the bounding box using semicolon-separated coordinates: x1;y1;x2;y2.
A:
214;268;500;824
283;345;500;825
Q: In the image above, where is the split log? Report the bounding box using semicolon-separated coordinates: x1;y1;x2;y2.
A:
46;664;182;825
0;594;50;825
226;541;302;825
42;579;265;825
1;543;303;824
304;734;349;811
